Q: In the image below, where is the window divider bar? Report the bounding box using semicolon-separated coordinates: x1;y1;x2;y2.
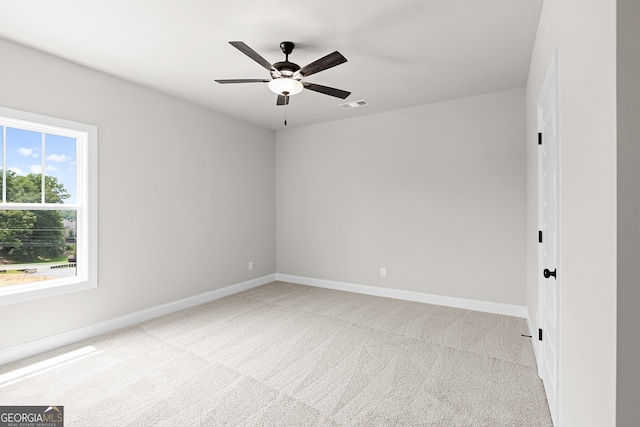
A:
2;126;6;203
41;132;46;203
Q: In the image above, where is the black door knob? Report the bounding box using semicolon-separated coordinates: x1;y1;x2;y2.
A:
543;268;557;279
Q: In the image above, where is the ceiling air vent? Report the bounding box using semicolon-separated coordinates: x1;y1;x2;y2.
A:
339;100;369;110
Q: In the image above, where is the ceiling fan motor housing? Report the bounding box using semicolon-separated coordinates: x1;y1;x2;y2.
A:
271;41;301;79
271;61;301;79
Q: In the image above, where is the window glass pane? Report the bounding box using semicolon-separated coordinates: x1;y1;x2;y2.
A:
6;127;42;203
45;133;76;204
0;209;77;288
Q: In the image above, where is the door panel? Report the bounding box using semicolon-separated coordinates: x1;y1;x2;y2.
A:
538;49;560;426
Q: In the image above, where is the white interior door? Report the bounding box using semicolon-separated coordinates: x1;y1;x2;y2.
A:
538;49;560;426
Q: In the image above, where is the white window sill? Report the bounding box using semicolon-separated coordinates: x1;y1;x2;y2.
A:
0;278;96;306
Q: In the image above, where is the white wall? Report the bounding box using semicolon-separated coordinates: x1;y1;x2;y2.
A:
0;38;276;351
617;0;640;423
277;88;526;306
525;0;617;425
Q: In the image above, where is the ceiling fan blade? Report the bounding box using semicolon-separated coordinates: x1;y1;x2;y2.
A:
299;51;347;77
302;82;351;99
276;95;290;106
229;41;274;72
215;79;269;84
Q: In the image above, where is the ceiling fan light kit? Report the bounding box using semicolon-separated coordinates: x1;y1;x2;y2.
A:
268;78;303;96
215;40;351;125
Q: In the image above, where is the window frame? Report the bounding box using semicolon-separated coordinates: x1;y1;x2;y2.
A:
0;106;97;306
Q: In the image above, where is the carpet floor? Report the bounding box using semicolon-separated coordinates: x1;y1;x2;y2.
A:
0;281;553;426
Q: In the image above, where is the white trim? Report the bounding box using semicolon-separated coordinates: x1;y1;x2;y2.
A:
0;274;275;366
0;105;98;306
0;280;96;307
1;272;532;366
526;309;540;366
275;273;528;319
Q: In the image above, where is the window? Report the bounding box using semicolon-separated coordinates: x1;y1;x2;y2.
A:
0;107;97;305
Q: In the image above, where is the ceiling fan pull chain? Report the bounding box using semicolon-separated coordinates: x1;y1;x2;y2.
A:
284;93;289;126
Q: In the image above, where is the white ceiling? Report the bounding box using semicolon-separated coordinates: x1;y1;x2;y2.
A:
0;0;542;131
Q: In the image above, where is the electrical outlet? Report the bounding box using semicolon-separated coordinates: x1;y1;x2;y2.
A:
380;267;386;278
248;262;254;271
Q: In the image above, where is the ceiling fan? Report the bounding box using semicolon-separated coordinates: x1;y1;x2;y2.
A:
215;41;351;108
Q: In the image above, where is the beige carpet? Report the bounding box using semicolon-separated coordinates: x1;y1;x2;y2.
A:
0;281;552;426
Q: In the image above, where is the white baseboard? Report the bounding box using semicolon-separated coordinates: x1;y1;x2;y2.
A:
525;309;542;373
0;274;275;366
275;273;529;319
2;273;530;367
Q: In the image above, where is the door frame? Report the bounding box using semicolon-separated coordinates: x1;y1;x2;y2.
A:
537;47;560;425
